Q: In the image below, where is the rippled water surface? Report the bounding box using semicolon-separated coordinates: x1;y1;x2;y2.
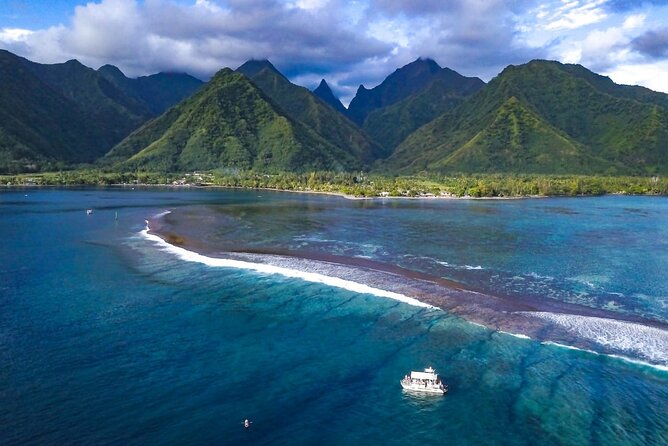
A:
1;188;667;445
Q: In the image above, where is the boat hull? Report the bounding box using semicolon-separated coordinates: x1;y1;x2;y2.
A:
400;380;447;394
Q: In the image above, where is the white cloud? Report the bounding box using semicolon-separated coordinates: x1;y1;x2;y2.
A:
606;60;668;93
287;0;330;10
194;0;223;13
2;0;668;100
622;13;645;30
549;13;650;72
0;0;389;80
544;0;608;30
582;27;626;57
0;28;33;42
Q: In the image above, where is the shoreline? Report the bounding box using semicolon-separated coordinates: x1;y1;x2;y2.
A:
3;182;649;201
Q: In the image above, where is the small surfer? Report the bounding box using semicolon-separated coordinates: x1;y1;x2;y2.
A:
243;419;252;429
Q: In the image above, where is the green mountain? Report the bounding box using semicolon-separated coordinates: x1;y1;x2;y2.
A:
98;65;203;115
4;52;668;176
236;60;383;163
385;60;668;174
0;50;205;173
362;65;484;151
23;58;151;148
312;79;347;115
432;97;605;173
0;50;150;173
347;58;483;129
105;68;361;172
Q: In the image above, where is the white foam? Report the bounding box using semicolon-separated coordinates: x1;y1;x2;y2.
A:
140;227;434;309
542;341;599;355
436;260;484;271
499;330;532;340
524;311;668;368
526;272;554;280
153;210;172;218
542;341;668;372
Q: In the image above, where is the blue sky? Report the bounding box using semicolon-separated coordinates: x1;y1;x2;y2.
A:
2;0;668;104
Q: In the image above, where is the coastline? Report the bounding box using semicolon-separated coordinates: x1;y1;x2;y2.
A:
3;170;666;199
0;181;608;201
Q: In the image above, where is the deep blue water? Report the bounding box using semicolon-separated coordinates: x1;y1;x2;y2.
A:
1;188;667;445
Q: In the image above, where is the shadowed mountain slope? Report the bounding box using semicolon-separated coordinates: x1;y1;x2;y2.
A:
98;65;203;115
237;60;383;162
0;50;150;172
347;58;484;130
312;79;348;115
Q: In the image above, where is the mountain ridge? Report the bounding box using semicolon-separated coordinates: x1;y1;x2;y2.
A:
383;59;668;174
104;68;361;172
0;49;204;173
347;57;480;126
97;65;203;115
237;59;383;163
3;50;668;176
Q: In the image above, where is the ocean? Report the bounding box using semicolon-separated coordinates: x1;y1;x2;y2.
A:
1;187;667;445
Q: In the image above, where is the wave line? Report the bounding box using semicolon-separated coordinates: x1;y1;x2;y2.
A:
140;226;435;309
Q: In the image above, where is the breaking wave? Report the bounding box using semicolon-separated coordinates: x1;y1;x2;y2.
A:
140;225;434;310
140;220;668;372
523;311;668;368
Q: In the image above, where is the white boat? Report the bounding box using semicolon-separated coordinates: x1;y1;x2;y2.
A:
400;366;447;394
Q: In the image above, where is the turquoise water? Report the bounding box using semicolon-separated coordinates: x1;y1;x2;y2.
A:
1;188;667;445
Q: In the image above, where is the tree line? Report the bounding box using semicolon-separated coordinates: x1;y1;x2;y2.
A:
2;169;668;197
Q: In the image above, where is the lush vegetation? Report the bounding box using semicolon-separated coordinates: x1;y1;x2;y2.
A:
4;169;667;198
0;50;202;174
0;50;110;171
384;59;668;175
3;53;668;181
237;60;383;162
363;71;483;153
104;69;361;172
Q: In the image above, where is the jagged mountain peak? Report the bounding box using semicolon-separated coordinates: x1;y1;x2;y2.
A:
235;60;383;162
313;78;347;115
236;59;283;79
97;64;126;81
347;58;482;126
403;57;441;73
63;58;85;67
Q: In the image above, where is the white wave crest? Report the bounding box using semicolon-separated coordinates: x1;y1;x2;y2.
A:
524;312;668;367
499;330;532;340
436;260;484;270
140;227;434;309
152;210;172;219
